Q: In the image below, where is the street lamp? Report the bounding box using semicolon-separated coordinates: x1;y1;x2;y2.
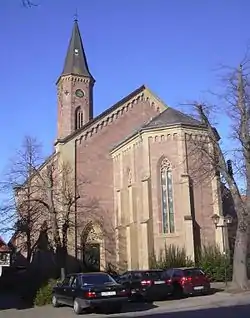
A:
211;213;233;286
211;214;220;227
212;214;233;229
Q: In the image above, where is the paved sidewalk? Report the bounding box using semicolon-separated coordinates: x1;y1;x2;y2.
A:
211;280;250;294
2;288;250;318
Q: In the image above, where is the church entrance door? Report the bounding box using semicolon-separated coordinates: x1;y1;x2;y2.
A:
84;243;100;272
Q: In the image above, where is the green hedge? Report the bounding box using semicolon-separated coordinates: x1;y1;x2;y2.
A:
149;244;194;269
150;244;232;282
197;245;232;282
34;279;58;306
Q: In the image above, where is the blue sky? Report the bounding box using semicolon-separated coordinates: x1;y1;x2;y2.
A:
1;0;249;169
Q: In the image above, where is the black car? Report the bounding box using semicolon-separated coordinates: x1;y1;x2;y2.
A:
117;270;173;301
52;272;129;314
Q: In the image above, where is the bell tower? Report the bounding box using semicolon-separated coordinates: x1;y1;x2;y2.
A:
56;19;95;140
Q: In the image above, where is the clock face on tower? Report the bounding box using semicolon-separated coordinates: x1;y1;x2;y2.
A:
75;89;84;98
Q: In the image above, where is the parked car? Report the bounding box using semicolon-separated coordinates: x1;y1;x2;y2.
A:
117;269;173;301
162;267;211;297
109;273;121;282
52;272;129;315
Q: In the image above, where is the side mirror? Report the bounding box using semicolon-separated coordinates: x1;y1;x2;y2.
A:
56;282;62;287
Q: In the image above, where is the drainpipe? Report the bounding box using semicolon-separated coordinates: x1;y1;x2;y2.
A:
74;139;78;259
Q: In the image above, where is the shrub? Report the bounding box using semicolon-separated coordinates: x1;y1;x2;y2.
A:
197;245;232;282
149;244;194;269
34;279;58;306
149;244;232;282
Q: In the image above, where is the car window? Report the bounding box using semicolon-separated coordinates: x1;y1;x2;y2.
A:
184;268;205;277
119;274;127;282
161;271;171;279
164;269;174;277
132;271;163;280
62;276;71;286
81;274;116;286
69;276;75;286
132;272;142;280
71;276;79;288
127;273;132;280
173;269;184;278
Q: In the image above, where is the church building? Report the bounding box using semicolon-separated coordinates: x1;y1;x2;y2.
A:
46;19;225;271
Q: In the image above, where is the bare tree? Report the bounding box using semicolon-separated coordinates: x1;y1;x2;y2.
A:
187;63;250;290
36;159;99;278
2;134;118;279
21;0;38;7
0;136;44;263
0;136;100;278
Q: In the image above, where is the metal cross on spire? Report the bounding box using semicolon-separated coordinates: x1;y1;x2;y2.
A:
74;8;78;22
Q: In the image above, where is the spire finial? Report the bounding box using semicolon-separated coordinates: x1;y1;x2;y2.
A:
74;8;78;22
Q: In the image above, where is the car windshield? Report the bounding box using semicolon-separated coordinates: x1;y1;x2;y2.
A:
183;268;205;277
133;271;163;280
81;274;116;286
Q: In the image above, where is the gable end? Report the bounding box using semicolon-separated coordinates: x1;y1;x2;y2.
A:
56;85;164;146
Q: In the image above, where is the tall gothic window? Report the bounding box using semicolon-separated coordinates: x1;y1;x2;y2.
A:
160;158;175;233
75;106;83;130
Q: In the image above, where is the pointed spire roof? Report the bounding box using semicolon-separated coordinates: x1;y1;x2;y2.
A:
61;19;94;80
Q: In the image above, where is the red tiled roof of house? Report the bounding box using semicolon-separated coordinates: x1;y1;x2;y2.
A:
0;236;11;252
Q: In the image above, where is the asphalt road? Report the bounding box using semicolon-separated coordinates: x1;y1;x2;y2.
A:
1;291;250;318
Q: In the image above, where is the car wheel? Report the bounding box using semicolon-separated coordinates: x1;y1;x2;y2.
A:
173;284;184;298
52;295;60;308
73;299;82;315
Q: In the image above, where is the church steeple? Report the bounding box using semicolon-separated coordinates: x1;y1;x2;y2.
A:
61;19;94;81
56;19;95;141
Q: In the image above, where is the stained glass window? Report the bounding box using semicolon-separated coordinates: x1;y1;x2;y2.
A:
160;158;175;233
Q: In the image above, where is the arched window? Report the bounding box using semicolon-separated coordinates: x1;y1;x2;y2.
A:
75;106;83;130
160;158;175;233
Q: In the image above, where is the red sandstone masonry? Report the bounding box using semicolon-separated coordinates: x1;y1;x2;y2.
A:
76;98;160;261
57;76;94;140
185;134;216;247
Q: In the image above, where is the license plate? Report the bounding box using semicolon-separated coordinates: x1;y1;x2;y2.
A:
194;286;204;290
101;291;116;296
154;281;165;284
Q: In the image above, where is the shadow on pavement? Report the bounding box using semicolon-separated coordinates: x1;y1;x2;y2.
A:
120;303;250;318
120;302;158;313
166;287;224;301
0;292;33;310
0;287;226;312
209;287;225;294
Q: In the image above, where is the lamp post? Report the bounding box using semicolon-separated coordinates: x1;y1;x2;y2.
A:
211;214;233;286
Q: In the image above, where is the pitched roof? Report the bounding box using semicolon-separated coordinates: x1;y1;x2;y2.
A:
60;20;94;80
142;107;202;129
0;237;11;252
56;85;146;144
110;107;204;152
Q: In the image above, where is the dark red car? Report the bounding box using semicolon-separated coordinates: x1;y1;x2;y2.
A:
163;267;211;297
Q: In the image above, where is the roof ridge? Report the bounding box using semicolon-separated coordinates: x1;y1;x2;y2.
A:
55;85;147;145
168;106;201;122
142;106;202;130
